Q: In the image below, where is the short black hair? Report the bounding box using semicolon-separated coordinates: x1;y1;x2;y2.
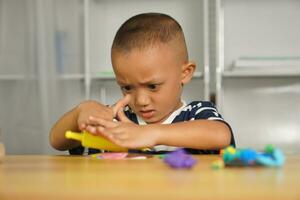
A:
111;13;187;55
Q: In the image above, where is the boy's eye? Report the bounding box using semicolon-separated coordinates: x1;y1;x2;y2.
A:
147;84;158;90
121;86;132;92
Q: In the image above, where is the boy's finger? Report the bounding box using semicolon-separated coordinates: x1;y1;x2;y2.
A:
117;109;132;123
85;125;98;135
112;95;131;117
78;122;86;131
85;116;102;126
88;116;118;128
86;116;103;125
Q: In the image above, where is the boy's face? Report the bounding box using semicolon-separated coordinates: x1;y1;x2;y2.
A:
112;44;192;124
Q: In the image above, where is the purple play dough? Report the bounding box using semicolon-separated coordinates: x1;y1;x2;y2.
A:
164;148;197;169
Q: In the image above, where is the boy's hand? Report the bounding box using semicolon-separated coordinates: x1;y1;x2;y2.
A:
86;115;158;149
77;100;112;131
77;95;130;131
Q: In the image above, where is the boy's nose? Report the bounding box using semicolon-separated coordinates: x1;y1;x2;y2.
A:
135;90;150;108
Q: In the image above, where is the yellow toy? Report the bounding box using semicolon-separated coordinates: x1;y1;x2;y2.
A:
65;131;128;152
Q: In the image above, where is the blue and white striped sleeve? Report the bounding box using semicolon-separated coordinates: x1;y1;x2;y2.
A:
193;101;224;121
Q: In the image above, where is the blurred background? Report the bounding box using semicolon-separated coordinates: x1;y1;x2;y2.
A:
0;0;299;154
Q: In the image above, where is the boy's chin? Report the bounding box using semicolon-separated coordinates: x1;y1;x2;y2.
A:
143;118;155;124
143;117;164;124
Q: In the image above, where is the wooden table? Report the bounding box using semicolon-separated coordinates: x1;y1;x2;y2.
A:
0;154;300;200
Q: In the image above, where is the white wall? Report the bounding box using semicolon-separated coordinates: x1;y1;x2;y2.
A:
0;0;207;154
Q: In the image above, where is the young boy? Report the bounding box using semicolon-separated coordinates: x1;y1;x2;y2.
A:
49;13;235;155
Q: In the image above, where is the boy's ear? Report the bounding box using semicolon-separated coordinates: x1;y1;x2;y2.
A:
181;62;196;84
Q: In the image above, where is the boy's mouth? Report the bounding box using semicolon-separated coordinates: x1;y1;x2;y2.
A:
140;110;155;119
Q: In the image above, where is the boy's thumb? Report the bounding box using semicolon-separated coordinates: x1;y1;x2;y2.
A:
112;95;131;117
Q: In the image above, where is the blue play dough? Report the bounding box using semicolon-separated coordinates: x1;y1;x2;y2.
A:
239;149;258;165
222;145;285;167
255;149;285;167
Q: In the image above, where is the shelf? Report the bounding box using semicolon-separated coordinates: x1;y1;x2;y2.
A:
57;74;84;80
91;73;115;80
234;57;300;68
193;71;203;79
0;74;35;81
222;69;300;78
89;71;204;81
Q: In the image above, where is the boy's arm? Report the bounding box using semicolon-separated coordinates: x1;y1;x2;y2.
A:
49;105;81;151
152;120;231;150
86;115;232;150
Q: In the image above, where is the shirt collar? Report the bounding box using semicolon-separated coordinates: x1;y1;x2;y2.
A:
137;100;187;125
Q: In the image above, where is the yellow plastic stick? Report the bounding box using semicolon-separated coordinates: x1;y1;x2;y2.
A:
65;131;128;152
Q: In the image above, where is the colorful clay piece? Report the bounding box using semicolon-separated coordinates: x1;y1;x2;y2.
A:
157;154;166;159
221;145;285;167
91;152;128;160
211;159;225;170
91;153;148;160
164;148;197;169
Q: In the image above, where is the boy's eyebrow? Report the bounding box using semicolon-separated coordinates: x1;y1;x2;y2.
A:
117;78;163;85
135;77;164;85
140;80;163;85
139;75;164;84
